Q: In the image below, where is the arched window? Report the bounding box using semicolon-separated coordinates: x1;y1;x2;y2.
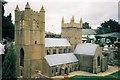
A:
20;48;24;66
97;56;100;66
68;49;71;53
21;70;23;76
56;67;58;72
47;50;50;55
59;48;62;54
35;41;37;44
53;49;56;54
64;48;67;53
65;68;68;74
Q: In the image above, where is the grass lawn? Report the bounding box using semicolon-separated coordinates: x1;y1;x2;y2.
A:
113;59;120;63
70;71;120;80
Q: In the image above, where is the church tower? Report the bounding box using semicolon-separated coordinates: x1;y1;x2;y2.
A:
61;16;82;51
15;2;45;78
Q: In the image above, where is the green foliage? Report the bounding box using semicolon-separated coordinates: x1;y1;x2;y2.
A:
114;42;120;48
106;36;116;44
96;19;120;34
99;42;105;47
86;35;91;43
2;45;17;79
95;36;104;47
70;71;120;80
2;1;14;41
95;27;104;34
82;22;91;29
95;36;101;43
45;33;61;38
95;35;116;47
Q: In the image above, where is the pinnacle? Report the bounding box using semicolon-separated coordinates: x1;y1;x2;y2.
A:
15;5;19;11
25;2;30;9
72;16;74;20
40;5;45;12
80;17;82;23
62;16;64;22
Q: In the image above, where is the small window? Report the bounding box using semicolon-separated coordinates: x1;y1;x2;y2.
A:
35;41;37;44
20;48;24;66
52;68;54;73
53;49;56;54
47;50;50;55
59;48;62;54
64;48;67;53
97;56;100;66
56;67;58;72
68;49;71;53
21;70;23;76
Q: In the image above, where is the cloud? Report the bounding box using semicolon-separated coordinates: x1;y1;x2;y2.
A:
4;0;118;33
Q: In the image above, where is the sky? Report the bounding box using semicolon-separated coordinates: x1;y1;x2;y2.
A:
4;0;119;34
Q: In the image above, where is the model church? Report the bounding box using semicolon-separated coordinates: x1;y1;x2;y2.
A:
15;2;108;78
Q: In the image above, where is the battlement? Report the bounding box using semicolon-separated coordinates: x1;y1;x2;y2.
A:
15;2;45;45
15;2;45;30
61;16;82;28
61;16;82;51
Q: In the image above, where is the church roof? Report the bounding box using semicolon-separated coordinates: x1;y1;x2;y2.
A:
74;43;99;56
45;53;78;66
82;29;96;35
45;38;71;47
96;32;120;39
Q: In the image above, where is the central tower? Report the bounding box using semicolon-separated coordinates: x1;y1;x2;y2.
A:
15;2;45;78
61;16;82;51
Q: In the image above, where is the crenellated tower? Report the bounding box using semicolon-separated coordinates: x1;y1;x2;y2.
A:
15;2;45;78
61;16;82;51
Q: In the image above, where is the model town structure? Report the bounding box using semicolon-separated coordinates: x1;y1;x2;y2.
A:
15;2;109;78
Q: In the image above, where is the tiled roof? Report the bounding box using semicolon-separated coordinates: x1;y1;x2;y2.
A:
45;38;71;47
96;32;120;39
74;43;99;56
45;53;78;66
82;29;96;35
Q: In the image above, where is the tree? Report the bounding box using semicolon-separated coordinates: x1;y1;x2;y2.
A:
2;0;14;41
82;22;91;29
96;19;120;34
2;45;17;79
45;33;61;38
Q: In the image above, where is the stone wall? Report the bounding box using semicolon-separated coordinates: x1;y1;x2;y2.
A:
61;17;82;51
15;2;46;78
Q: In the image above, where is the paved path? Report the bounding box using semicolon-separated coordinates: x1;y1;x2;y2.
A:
51;65;119;78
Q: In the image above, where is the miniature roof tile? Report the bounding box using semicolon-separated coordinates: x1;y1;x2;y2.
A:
82;29;96;35
45;53;78;66
45;38;71;47
74;43;99;56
